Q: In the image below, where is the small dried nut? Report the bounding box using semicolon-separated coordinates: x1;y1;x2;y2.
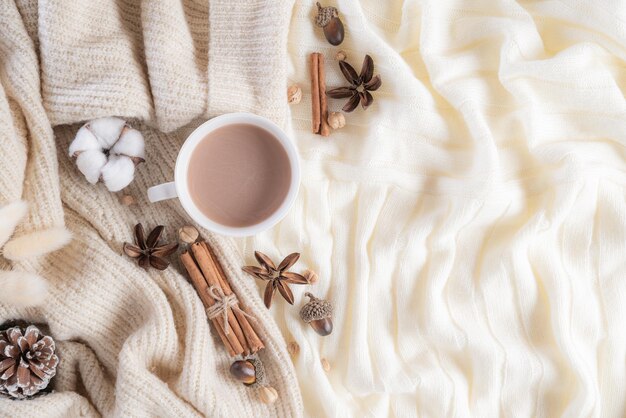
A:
119;194;136;206
321;358;331;372
335;50;347;61
259;386;278;404
327;112;346;130
178;225;199;243
287;85;302;105
287;341;300;356
230;360;256;385
303;269;318;284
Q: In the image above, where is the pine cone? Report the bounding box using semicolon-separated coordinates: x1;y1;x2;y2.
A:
0;325;59;399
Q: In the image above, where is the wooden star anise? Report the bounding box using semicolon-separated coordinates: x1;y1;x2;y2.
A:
123;224;178;270
242;251;308;308
326;54;382;112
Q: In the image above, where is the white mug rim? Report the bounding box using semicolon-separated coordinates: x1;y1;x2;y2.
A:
174;113;300;237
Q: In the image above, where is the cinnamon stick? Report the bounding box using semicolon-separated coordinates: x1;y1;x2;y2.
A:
318;54;330;137
201;242;264;353
310;53;321;134
191;243;250;355
179;251;241;356
203;242;265;347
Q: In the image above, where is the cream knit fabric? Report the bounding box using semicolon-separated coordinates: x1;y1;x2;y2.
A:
241;0;626;417
0;0;301;417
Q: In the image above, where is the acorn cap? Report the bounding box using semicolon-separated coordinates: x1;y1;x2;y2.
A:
300;293;333;323
246;355;267;388
315;2;339;27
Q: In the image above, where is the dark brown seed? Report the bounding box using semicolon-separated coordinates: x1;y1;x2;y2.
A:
149;255;169;270
324;17;344;46
327;87;355;99
123;242;143;258
360;55;374;84
151;242;179;258
242;266;271;280
339;60;359;86
364;75;382;91
278;253;300;272
135;224;146;249
360;91;374;109
264;281;277;308
146;225;164;248
281;272;309;284
276;281;295;305
230;360;256;385
138;256;150;269
310;317;333;336
255;251;277;271
343;93;361;112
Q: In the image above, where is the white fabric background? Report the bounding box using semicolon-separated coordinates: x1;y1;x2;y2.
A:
239;0;626;416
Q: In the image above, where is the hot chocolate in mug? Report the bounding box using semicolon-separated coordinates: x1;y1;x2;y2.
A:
148;113;300;237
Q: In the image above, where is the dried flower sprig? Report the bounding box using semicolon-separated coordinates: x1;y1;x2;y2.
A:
123;224;178;270
327;55;382;112
242;252;308;308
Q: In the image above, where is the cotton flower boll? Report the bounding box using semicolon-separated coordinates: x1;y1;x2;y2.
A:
69;125;101;157
0;271;48;307
76;150;108;184
101;155;135;192
3;227;72;261
111;128;145;161
88;117;127;148
69;117;145;191
0;200;28;248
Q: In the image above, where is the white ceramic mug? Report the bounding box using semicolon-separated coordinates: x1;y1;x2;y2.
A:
147;113;300;237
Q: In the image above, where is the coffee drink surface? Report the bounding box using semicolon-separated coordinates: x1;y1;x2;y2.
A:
187;124;292;227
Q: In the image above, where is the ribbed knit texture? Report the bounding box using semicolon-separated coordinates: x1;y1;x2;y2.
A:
0;0;301;417
239;0;626;416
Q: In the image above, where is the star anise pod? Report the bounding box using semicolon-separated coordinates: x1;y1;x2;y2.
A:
123;224;178;270
242;251;308;308
326;54;382;112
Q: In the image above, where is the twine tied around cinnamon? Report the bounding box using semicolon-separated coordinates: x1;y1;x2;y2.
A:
205;286;256;335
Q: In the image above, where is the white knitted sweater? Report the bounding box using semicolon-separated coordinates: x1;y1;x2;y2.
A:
0;0;301;417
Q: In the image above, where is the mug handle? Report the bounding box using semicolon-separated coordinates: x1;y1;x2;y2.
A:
148;182;178;202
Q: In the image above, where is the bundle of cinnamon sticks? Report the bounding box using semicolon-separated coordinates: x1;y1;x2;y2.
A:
311;52;330;137
180;241;264;357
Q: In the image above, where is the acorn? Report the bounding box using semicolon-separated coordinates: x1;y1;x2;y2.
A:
230;360;256;385
315;2;344;46
300;292;333;336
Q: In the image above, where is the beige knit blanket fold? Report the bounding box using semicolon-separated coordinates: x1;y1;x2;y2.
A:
0;0;301;417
